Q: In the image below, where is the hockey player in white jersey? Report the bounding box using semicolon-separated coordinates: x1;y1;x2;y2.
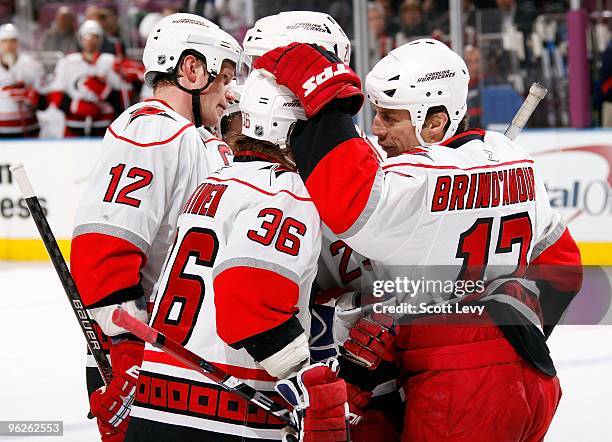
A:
126;69;349;441
70;13;240;442
255;39;583;441
239;13;399;439
46;20;131;137
0;24;45;137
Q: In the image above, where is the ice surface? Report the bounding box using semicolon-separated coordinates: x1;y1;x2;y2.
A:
0;262;610;441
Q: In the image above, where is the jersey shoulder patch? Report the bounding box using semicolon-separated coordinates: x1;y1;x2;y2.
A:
210;162;312;203
108;100;193;148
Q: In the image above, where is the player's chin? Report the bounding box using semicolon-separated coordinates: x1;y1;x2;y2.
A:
382;146;402;158
216;105;225;118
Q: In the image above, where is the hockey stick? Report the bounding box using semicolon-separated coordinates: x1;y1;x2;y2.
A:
111;308;298;430
505;82;548;140
9;163;113;386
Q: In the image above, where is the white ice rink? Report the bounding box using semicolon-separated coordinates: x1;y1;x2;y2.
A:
1;262;611;441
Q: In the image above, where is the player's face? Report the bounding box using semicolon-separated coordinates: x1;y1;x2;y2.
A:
0;38;18;56
81;35;100;53
371;105;420;157
199;60;236;128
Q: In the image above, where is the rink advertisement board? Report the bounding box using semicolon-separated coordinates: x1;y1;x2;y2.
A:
515;130;612;264
0;138;102;260
0;130;611;263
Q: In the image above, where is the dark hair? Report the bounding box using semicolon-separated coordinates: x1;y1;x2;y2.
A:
227;133;286;158
151;72;174;90
425;105;470;135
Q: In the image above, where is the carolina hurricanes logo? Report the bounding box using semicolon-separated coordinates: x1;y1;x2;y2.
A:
260;163;293;178
127;106;176;126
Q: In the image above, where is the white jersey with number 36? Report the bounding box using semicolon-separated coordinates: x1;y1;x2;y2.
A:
131;158;321;439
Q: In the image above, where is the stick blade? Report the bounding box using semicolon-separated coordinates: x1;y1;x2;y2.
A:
112;308;157;344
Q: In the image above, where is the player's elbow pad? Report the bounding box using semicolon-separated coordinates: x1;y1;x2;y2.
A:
259;333;310;379
88;296;149;337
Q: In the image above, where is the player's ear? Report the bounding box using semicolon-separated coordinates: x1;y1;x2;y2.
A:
425;111;448;137
179;54;202;84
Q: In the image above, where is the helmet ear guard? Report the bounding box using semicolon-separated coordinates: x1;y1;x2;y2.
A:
365;39;469;146
239;69;306;154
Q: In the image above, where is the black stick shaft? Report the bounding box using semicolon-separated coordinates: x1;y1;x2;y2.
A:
10;163;113;386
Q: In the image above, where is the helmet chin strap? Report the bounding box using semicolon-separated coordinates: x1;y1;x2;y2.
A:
414;121;430;147
171;54;216;128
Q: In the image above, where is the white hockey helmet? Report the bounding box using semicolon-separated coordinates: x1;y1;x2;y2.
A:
0;23;18;40
238;11;350;84
78;20;104;39
142;13;241;88
366;39;470;146
239;69;306;149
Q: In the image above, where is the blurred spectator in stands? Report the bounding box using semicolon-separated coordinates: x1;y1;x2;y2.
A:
84;4;124;55
601;39;612;127
376;0;400;34
0;24;45;137
40;6;79;54
465;44;483;128
47;20;130;137
183;0;218;23
422;0;446;33
477;0;537;92
395;0;428;46
217;0;253;41
0;2;14;23
139;6;179;44
368;1;396;68
328;0;354;39
494;0;536;35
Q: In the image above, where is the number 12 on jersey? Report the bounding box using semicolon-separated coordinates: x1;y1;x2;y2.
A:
103;163;153;208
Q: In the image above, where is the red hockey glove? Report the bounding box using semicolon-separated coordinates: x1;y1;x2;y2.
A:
70;99;100;117
346;382;372;426
276;359;348;442
83;76;111;100
5;82;40;108
342;312;397;370
114;59;144;83
90;339;144;439
253;42;363;117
